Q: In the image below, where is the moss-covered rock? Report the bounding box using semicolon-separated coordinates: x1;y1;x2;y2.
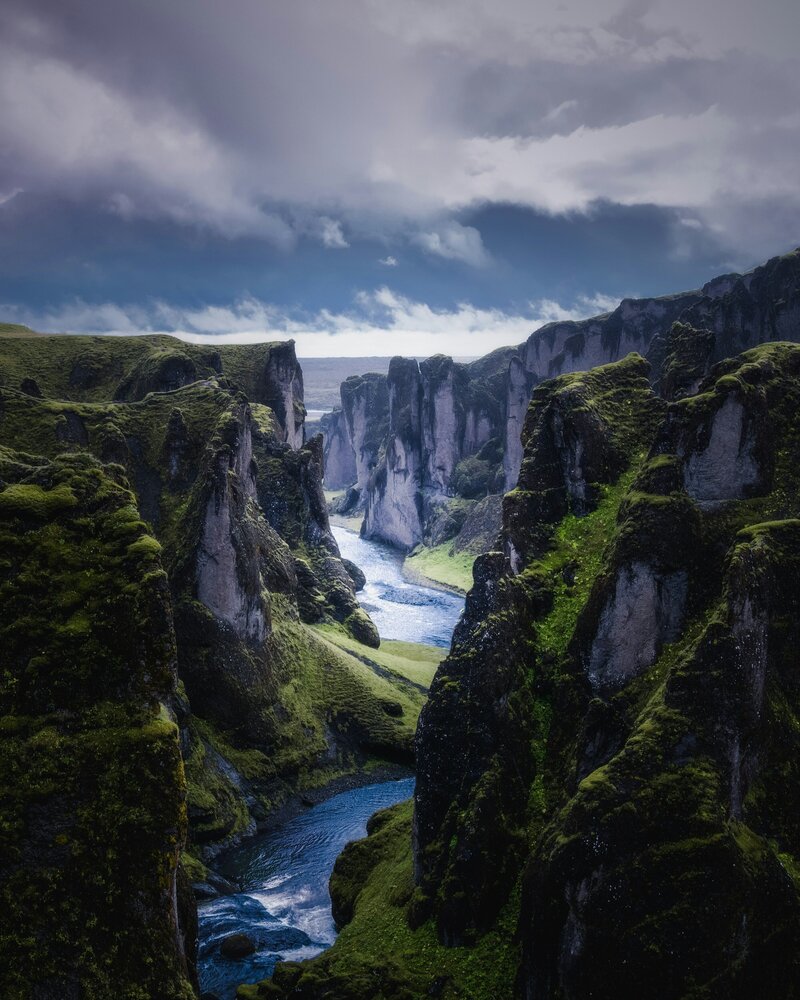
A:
411;343;800;996
0;451;196;999
284;343;800;998
0;362;406;862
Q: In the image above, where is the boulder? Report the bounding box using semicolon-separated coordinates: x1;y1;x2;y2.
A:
219;933;256;959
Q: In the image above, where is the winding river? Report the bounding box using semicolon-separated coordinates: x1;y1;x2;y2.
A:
198;527;465;999
330;525;464;648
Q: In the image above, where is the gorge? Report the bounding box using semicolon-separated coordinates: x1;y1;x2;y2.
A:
1;247;800;1000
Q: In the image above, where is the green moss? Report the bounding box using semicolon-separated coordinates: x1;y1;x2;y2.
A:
312;626;442;690
0;482;77;517
529;468;638;660
0;450;194;999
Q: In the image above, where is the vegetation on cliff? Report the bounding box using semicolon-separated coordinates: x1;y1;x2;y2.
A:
276;344;800;999
0;333;432;997
0;450;196;999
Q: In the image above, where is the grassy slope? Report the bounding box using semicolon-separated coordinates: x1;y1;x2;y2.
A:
0;323;41;337
312;625;442;690
0;333;183;400
0;387;423;838
403;542;475;594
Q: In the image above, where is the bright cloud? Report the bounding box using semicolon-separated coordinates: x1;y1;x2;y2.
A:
412;222;490;266
0;288;621;357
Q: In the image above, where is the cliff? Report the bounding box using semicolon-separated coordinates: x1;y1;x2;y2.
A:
423;343;800;994
0;334;306;447
322;249;800;556
504;245;800;486
0;333;432;994
267;343;800;999
0;450;197;999
322;372;389;496
0;367;417;844
357;352;511;551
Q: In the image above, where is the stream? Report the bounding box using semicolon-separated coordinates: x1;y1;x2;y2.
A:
331;525;464;648
197;527;465;999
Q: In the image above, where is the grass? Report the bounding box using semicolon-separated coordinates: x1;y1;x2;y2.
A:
260;617;425;779
312;624;442;689
0;323;40;338
404;541;475;594
531;466;640;660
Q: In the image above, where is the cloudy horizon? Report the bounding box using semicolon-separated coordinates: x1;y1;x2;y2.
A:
2;0;799;355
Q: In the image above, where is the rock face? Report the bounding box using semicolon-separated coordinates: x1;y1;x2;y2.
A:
412;344;800;996
196;413;268;644
503;246;800;488
322;372;388;496
414;355;663;944
323;249;800;550
0;451;196;999
0;333;427;992
359;353;511;550
319;408;357;489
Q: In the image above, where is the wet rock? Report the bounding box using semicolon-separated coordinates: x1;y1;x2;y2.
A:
342;557;366;591
219;933;256;959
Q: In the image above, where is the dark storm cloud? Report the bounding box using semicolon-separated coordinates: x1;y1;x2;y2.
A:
1;0;799;348
3;0;799;246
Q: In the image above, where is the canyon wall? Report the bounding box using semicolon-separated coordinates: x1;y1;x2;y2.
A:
272;342;800;1000
0;450;198;999
322;248;800;552
0;334;427;995
416;344;800;996
325;351;509;550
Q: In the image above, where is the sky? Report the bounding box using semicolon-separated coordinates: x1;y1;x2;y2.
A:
1;0;799;356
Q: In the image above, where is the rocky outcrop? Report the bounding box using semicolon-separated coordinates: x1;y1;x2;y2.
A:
0;450;197;999
195;410;269;644
0;337;435;998
319;408;357;489
0;369;411;863
247;340;305;449
323;249;800;550
114;346;209;401
361;353;511;550
324;372;389;499
413;355;663;944
451;494;504;555
411;343;800;996
503;246;800;487
254;429;380;647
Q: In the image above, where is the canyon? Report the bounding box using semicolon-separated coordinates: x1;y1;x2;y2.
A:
1;246;800;1000
322;248;800;566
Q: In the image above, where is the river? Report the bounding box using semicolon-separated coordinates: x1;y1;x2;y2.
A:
330;525;464;648
197;527;464;999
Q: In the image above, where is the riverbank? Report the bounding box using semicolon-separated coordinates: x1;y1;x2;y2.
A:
199;522;463;998
326;498;475;596
324;489;363;532
402;542;474;595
